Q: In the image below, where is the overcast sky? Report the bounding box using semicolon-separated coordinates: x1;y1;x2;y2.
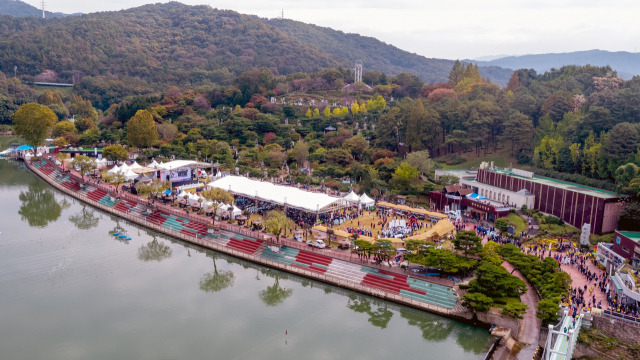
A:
27;0;640;60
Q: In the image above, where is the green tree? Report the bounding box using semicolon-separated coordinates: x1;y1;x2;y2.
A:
502;302;528;319
102;144;129;162
461;292;494;313
103;172;127;192
12;103;57;148
70;154;96;181
502;110;534;156
264;210;295;243
453;230;482;256
471;263;527;298
619;201;640;231
536;298;560;324
79;128;101;146
494;218;509;233
344;135;369;161
201;188;235;226
126;109;158;149
405;150;434;177
391;162;419;192
52;120;77;138
290;140;309;168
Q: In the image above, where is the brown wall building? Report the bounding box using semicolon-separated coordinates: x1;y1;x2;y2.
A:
475;168;623;234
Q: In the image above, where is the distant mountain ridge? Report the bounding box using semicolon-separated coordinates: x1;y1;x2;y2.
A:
0;0;72;18
265;18;513;86
470;50;640;79
0;1;515;87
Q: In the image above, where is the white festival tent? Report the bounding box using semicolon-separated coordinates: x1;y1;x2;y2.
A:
359;193;375;208
208;176;345;213
343;190;360;205
147;159;160;169
128;161;143;170
107;164;139;180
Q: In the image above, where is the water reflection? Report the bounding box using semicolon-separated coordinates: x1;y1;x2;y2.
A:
199;253;235;293
258;269;292;306
137;235;173;262
400;308;455;341
346;294;394;329
18;180;69;227
68;206;100;230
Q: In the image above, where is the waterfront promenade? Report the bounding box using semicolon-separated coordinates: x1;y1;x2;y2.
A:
26;156;464;319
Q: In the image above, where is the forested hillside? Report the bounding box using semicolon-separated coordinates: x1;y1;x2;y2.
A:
266;18;513;86
0;2;347;95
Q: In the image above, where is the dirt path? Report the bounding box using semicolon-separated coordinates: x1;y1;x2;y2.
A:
501;261;540;360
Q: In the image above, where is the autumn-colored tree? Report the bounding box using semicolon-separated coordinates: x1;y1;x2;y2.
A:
264;210;295;243
70;154;96;181
323;106;331;118
201;188;234;226
126;109;158;149
102;144;129;162
12;103;57;148
52;120;77;138
305;108;312;118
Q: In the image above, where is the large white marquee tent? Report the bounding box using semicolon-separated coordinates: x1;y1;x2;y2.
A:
208;176;346;213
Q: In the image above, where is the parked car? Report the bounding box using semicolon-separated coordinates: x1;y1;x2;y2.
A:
306;240;314;247
396;248;412;254
312;240;326;249
337;243;349;250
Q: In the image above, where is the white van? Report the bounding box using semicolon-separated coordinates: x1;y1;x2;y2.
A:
313;240;326;249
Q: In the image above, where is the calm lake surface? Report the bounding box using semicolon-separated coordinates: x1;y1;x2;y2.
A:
0;138;492;360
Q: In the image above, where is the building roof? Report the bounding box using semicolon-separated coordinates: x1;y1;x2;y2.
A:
619;231;640;242
376;201;447;219
208;176;345;213
157;160;209;170
485;168;620;199
444;184;461;193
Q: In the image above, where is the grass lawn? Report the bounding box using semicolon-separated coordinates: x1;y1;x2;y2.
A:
436;147;516;170
538;223;579;236
505;212;527;234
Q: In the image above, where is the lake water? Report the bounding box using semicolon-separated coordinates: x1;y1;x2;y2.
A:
0;139;492;360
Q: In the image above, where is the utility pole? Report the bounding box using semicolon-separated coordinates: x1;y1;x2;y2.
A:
14;66;17;79
281;9;284;19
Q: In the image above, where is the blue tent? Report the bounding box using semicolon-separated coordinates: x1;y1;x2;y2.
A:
15;145;34;150
468;193;487;200
164;189;172;195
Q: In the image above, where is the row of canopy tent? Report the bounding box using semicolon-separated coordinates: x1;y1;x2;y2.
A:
208;175;347;214
175;190;242;217
405;219;456;241
105;159;212;182
342;190;375;208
